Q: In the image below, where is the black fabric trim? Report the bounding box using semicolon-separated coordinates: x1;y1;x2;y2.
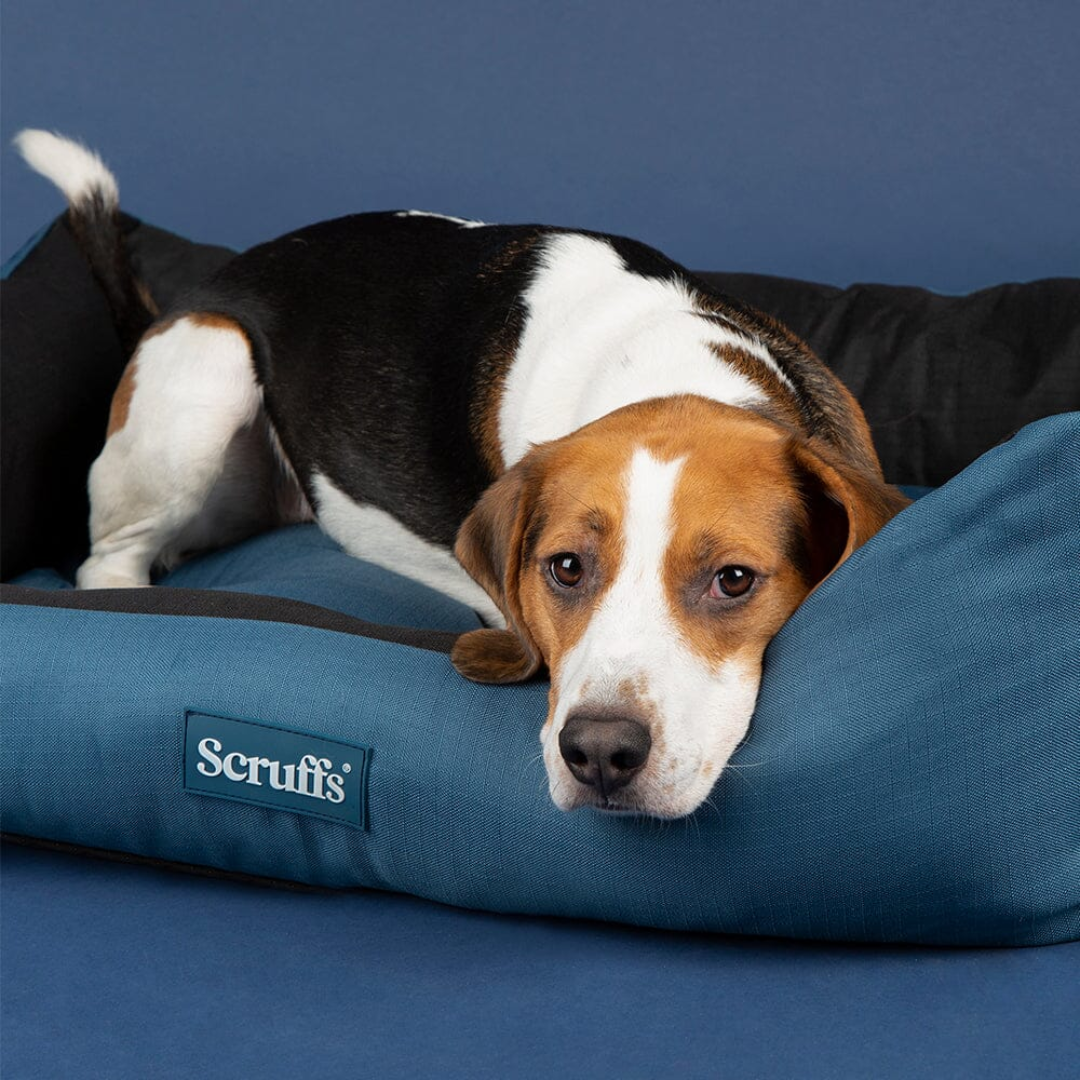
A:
1;834;334;894
0;583;458;655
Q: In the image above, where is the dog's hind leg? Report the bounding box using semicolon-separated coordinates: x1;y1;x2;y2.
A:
76;313;295;589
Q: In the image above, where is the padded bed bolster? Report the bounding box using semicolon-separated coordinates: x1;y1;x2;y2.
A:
4;414;1078;946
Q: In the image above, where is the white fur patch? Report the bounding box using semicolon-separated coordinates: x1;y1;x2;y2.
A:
542;447;759;818
78;318;269;588
394;210;488;228
14;129;119;208
311;473;503;626
498;234;783;467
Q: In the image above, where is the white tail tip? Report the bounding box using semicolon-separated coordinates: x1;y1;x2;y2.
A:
13;128;119;209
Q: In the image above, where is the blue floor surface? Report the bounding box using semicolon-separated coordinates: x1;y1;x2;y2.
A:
3;842;1077;1079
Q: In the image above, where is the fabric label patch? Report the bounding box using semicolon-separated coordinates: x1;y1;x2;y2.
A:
183;711;370;829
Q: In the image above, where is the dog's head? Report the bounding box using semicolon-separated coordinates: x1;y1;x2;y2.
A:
452;396;908;818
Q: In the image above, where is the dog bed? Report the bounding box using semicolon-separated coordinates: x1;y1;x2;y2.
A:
2;216;1077;945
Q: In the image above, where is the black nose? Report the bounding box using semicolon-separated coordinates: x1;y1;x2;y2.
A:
559;712;652;795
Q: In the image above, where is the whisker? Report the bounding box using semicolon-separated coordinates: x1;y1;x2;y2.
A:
704;793;723;813
515;747;546;787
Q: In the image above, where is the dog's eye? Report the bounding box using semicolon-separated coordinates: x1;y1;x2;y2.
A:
710;566;754;599
549;553;584;588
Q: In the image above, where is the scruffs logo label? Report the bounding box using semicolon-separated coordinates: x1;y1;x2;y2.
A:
183;712;370;829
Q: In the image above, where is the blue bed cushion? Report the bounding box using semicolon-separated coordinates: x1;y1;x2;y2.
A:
3;413;1078;945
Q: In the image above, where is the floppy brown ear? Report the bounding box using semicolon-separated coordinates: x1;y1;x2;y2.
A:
451;462;544;684
791;438;912;587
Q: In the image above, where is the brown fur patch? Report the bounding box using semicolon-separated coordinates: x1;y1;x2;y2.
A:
137;312;182;343
790;437;912;580
512;433;632;684
188;311;252;342
135;279;160;319
452;456;546;683
470;338;515;478
648;396;909;667
468;234;543;477
450;627;538;684
707;341;803;431
453;409;647;685
695;293;883;478
106;357;139;437
659;400;814;669
106;312;253;439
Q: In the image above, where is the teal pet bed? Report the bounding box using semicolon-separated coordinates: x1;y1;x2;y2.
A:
2;217;1078;945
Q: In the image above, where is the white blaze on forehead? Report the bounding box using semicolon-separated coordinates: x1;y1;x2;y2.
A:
555;447;686;704
612;448;684;616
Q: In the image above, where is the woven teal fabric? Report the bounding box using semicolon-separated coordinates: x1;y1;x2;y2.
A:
3;414;1078;944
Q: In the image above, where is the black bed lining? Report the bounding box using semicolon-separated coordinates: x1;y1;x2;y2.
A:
0;583;460;654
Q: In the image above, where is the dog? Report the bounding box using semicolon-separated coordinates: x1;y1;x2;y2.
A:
17;130;909;819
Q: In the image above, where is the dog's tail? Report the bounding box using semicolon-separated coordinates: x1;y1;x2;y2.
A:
14;129;155;353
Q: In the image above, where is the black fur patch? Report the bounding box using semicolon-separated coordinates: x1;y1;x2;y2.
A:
163;213;875;549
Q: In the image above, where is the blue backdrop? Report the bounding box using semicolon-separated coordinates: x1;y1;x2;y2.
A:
2;0;1078;292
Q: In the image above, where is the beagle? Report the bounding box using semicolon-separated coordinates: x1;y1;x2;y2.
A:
17;130;909;819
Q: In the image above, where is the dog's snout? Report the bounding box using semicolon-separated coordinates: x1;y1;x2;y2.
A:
559;712;652;795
